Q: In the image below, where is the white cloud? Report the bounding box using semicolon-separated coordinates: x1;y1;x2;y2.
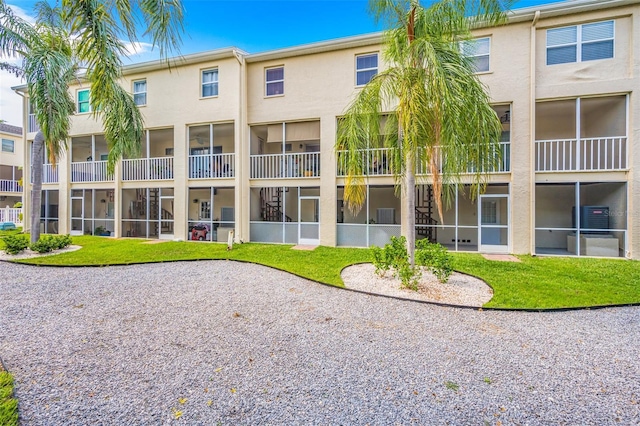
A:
122;41;155;57
7;4;36;24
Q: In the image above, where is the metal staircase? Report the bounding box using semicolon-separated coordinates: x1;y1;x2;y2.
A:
260;187;292;222
415;185;438;243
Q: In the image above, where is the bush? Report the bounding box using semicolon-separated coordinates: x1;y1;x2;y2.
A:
370;236;453;290
1;234;29;255
30;234;72;254
415;239;453;283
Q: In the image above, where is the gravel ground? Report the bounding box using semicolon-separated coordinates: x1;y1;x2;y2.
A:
341;263;493;307
0;260;639;425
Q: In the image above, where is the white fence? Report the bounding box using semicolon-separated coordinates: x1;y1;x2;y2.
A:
71;161;113;182
535;137;627;172
189;153;235;179
0;207;22;224
0;179;22;193
28;114;39;133
122;157;174;181
250;152;320;179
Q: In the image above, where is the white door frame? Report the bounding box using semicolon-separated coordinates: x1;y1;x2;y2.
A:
298;195;320;245
70;192;85;236
478;193;510;253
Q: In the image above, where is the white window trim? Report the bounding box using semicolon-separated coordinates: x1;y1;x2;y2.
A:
77;89;91;114
355;52;379;86
546;20;615;65
133;79;147;106
201;68;219;98
460;37;491;73
265;66;284;97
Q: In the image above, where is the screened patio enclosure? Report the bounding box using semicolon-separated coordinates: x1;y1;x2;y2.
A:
250;121;321;179
250;186;320;245
121;187;174;239
40;189;59;234
535;182;627;257
187;187;235;242
535;95;627;172
188;123;235;179
70;188;115;235
337;184;510;252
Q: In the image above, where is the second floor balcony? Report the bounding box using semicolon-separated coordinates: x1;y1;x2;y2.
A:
337;142;511;177
189;153;235;179
250;152;320;179
535;95;628;173
122;157;174;181
71;160;113;182
0;179;22;193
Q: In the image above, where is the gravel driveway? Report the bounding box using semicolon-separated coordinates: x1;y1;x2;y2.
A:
1;261;639;425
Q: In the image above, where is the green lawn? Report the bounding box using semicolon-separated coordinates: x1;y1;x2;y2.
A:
0;368;18;426
2;234;639;310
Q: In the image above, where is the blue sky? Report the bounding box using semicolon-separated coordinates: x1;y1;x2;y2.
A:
1;0;567;125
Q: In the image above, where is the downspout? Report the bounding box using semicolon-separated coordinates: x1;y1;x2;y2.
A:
530;10;540;256
232;48;247;243
12;89;30;233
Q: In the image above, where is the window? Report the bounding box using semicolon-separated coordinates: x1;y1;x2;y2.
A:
1;139;14;153
133;80;147;106
265;66;284;96
461;37;490;73
202;69;219;97
356;53;378;85
547;20;614;65
77;89;90;113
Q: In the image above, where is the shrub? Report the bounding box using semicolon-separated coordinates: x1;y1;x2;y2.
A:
30;234;72;254
415;239;453;283
371;236;453;290
2;234;29;255
0;371;18;426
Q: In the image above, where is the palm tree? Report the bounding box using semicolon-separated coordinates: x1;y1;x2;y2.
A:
0;0;184;242
337;0;512;265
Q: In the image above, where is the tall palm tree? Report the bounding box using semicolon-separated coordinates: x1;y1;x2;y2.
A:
0;0;184;242
337;0;512;265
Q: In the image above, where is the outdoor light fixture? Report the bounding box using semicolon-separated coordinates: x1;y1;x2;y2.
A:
193;199;199;204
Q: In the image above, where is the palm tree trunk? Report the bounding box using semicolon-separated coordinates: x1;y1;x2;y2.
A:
405;153;416;267
30;132;44;243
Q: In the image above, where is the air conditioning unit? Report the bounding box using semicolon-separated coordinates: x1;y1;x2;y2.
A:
377;208;395;224
572;206;609;231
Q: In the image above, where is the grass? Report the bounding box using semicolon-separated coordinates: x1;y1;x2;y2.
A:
0;366;18;426
2;234;639;310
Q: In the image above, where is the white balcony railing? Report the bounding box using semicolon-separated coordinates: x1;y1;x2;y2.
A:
337;143;510;177
0;207;22;224
71;161;113;182
535;137;627;172
28;114;40;133
122;157;174;181
189;153;235;179
250;152;320;179
43;164;58;184
0;179;22;193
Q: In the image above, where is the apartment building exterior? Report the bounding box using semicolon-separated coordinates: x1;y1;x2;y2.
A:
0;123;23;208
15;0;640;258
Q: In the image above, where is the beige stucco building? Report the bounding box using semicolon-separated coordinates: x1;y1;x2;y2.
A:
14;0;640;258
0;122;23;208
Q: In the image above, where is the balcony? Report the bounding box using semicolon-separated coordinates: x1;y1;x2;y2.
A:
28;113;40;133
189;153;235;179
535;137;627;172
0;179;22;193
250;152;320;179
337;143;510;177
122;157;174;181
71;161;113;182
29;164;59;184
